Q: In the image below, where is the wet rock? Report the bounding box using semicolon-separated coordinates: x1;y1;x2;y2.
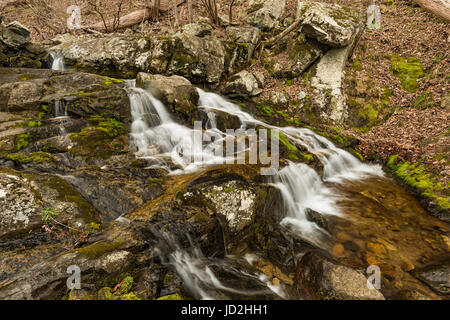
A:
296;1;364;48
136;72;199;122
0;239;136;300
416;260;450;295
203;180;257;234
222;71;263;98
63;167;163;222
296;252;385;300
247;0;286;31
305;209;329;232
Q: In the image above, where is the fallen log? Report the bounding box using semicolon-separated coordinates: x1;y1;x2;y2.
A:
86;0;186;31
412;0;450;22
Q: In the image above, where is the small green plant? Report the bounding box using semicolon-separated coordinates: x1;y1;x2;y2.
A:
41;207;60;225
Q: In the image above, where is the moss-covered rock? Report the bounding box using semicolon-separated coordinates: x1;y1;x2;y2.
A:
386;155;449;221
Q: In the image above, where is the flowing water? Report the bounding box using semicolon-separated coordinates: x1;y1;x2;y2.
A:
50;51;66;71
125;83;450;299
50;52;69;121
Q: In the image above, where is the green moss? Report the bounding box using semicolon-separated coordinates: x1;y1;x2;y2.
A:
157;293;183;300
147;177;162;183
16;132;31;150
391;54;424;92
301;153;314;162
27;121;42;128
436;197;450;209
70;117;126;159
7;152;54;164
163;273;174;285
119;276;134;294
189;212;210;223
102;77;124;87
413;92;433;109
278;133;298;153
256;104;275;117
76;241;124;259
386;155;449;208
115;293;140;300
89;222;101;231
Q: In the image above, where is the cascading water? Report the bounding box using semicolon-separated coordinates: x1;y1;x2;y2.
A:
50;51;66;71
155;232;285;300
125;82;386;297
50;52;69;120
126;84;384;243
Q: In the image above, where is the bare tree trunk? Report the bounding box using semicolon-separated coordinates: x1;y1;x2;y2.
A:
172;0;179;26
229;0;236;25
188;0;193;23
87;0;186;31
412;0;450;22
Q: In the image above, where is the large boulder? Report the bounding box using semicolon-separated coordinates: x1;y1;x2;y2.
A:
0;170;100;239
296;1;364;48
247;0;286;31
270;35;324;79
0;21;30;49
297;252;385;300
222;70;263;98
0;21;47;68
226;26;261;68
168;23;226;84
50;33;140;78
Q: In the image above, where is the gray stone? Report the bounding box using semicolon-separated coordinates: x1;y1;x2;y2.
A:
248;0;286;31
296;1;364;48
222;70;263;97
297;252;385;300
1;21;30;49
271;91;288;105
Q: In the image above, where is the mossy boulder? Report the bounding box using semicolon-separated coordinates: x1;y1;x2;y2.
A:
296;1;364;48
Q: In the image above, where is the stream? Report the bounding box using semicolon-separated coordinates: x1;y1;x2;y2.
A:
123;81;449;299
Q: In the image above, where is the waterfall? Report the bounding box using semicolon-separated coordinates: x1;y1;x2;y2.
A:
50;52;69;119
50;52;65;71
126;84;384;245
156;232;285;300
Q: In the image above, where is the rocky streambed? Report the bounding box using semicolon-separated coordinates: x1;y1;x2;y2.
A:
0;1;448;301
